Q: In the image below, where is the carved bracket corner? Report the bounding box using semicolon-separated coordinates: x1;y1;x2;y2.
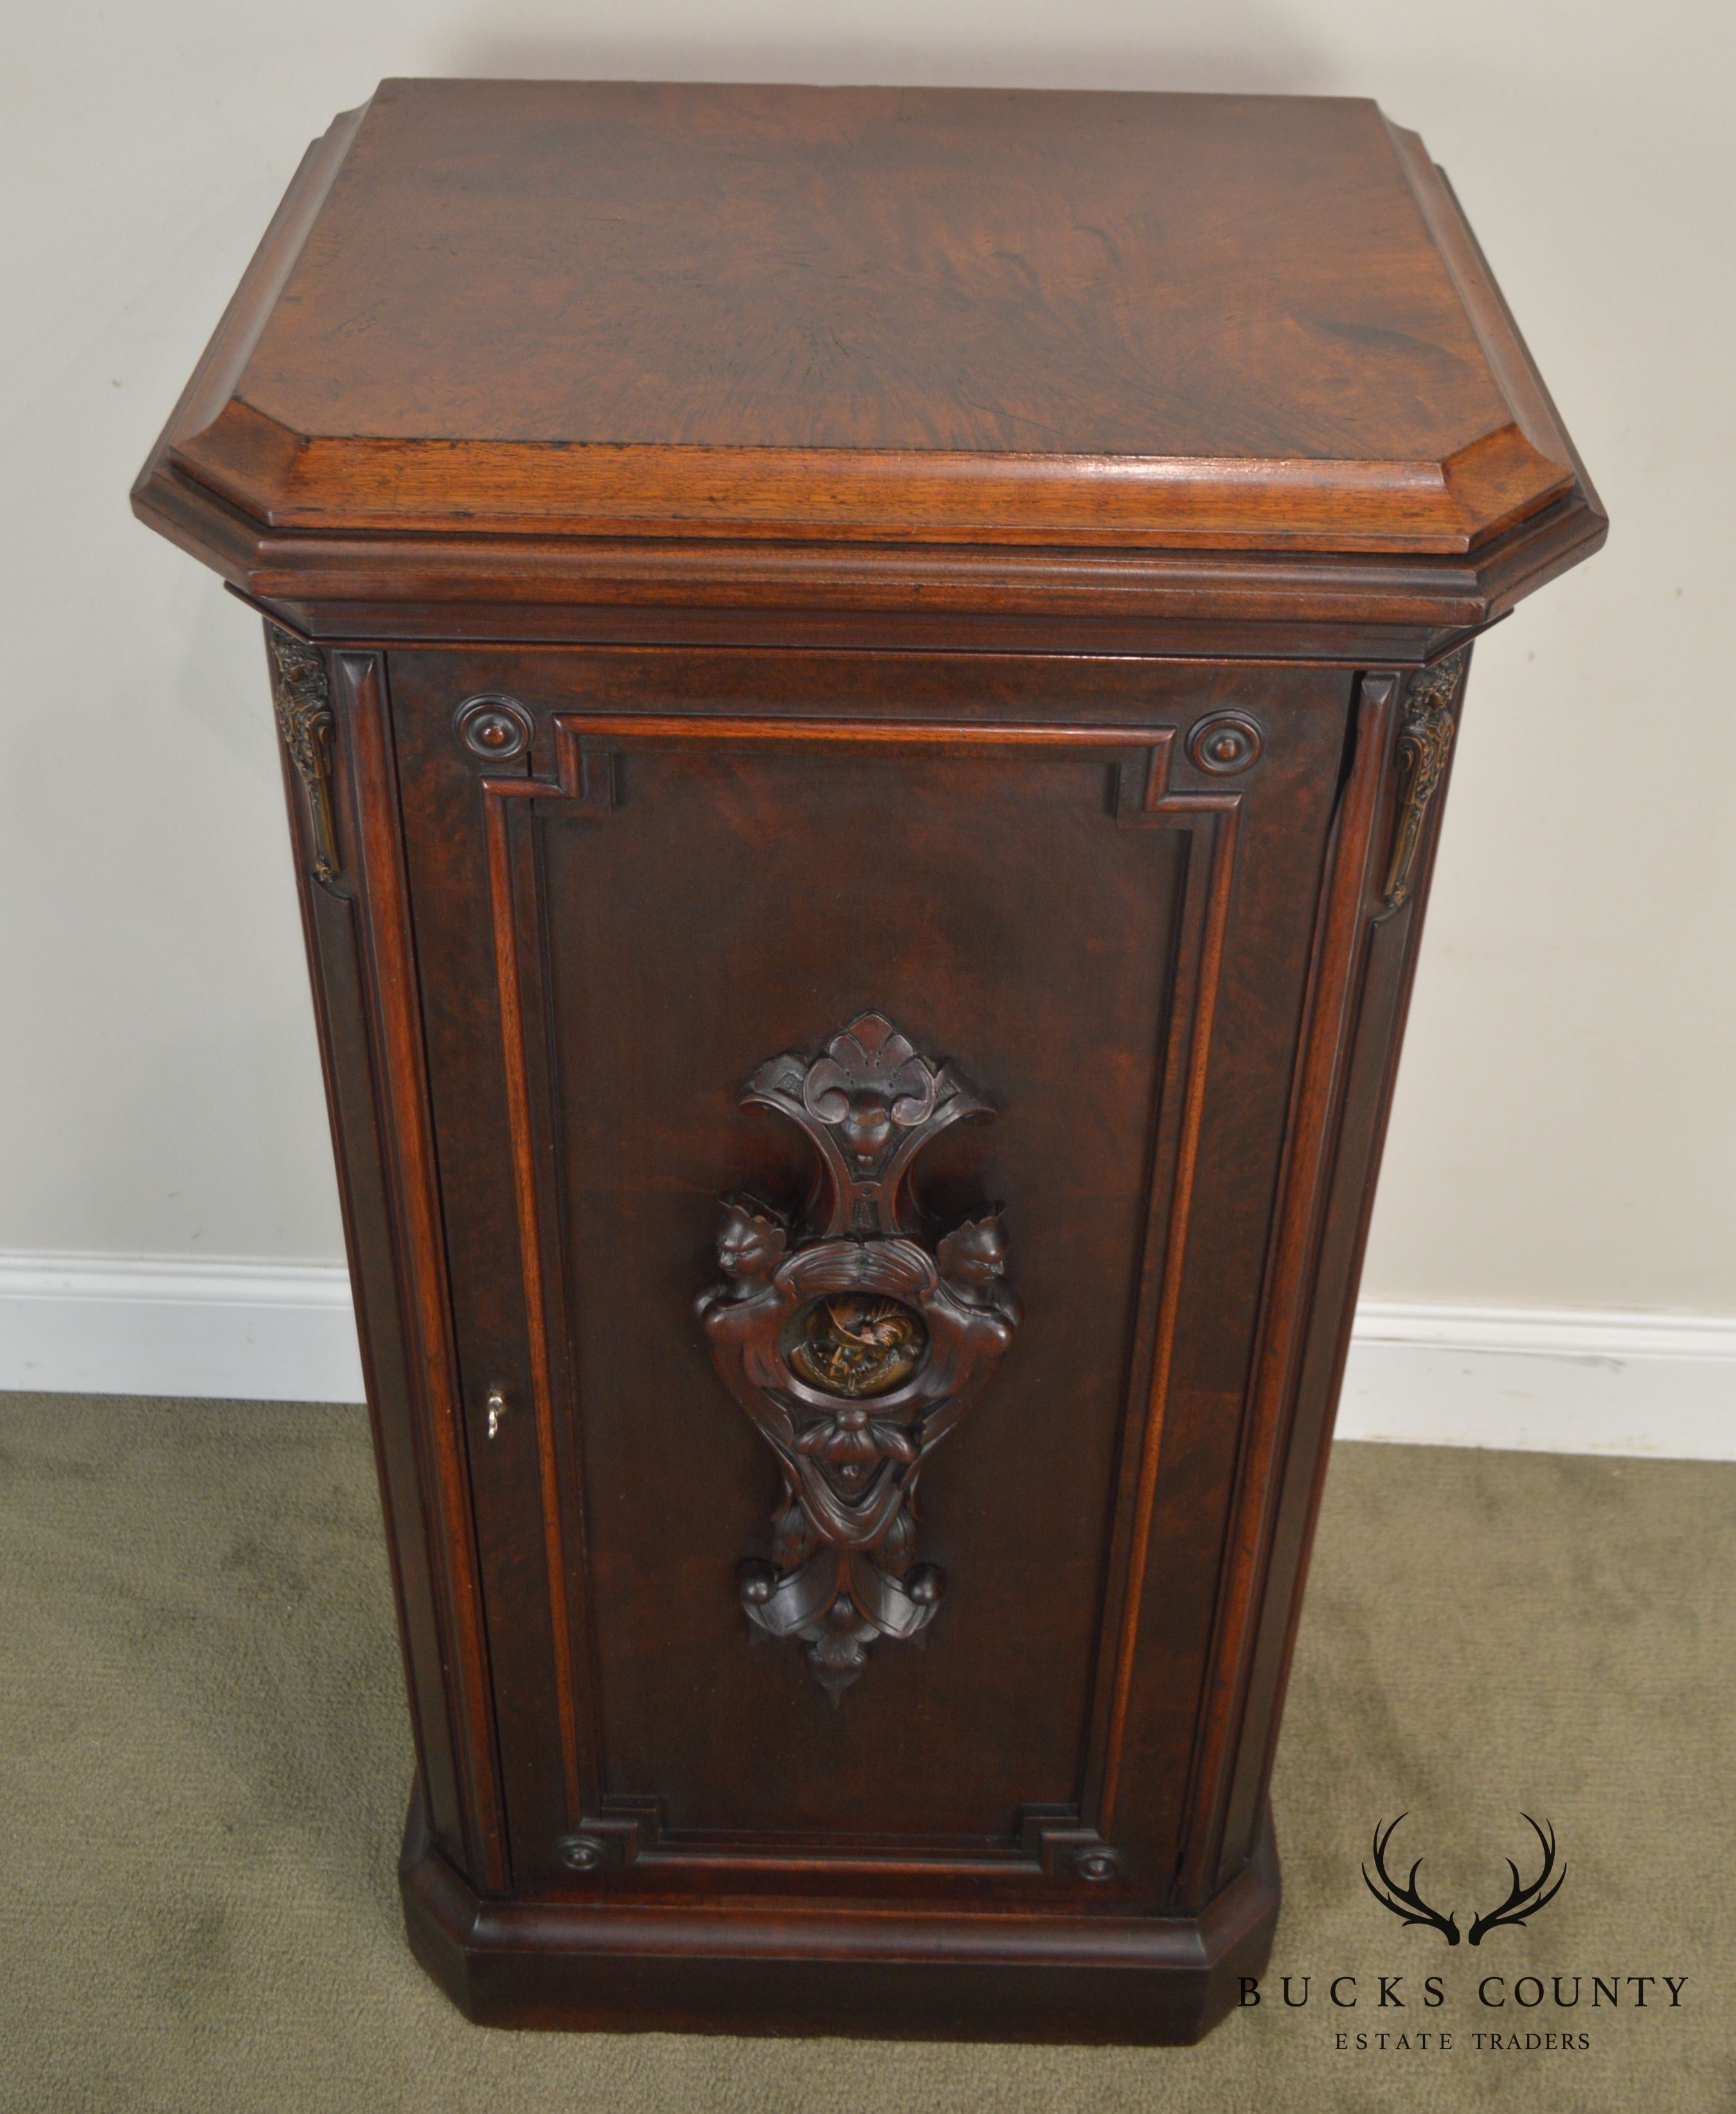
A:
553;1799;663;1875
1379;650;1467;915
697;1013;1021;1699
1017;1807;1125;1884
266;623;341;886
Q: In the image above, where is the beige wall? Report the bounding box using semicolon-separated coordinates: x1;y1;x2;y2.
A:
6;0;1732;1314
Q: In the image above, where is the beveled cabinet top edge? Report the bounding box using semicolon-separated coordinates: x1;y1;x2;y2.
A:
134;78;1604;602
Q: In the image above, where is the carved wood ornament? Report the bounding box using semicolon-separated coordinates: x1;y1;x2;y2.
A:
265;625;341;886
698;1014;1020;1697
1381;650;1467;912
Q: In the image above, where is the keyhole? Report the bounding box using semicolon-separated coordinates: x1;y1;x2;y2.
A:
486;1390;507;1439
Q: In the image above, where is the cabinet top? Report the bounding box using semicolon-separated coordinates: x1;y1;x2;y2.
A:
136;80;1603;632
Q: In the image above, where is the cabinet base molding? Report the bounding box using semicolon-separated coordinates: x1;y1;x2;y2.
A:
398;1786;1278;2045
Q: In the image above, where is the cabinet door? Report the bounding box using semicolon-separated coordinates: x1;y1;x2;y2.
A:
391;647;1349;1904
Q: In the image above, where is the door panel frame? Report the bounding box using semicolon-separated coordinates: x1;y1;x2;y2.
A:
474;707;1245;1890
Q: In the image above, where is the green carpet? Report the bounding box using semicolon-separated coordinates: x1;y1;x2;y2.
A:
1;1395;1730;2111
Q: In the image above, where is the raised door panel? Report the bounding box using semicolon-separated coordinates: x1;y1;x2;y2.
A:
389;648;1349;1904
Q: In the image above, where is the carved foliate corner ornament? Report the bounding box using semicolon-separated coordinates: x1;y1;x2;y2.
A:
1381;650;1467;913
265;624;340;885
697;1014;1021;1698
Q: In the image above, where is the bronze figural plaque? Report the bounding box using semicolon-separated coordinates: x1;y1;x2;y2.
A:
133;80;1604;2042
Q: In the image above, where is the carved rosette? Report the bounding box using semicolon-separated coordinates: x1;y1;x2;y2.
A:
1381;650;1466;912
697;1014;1020;1697
266;624;340;885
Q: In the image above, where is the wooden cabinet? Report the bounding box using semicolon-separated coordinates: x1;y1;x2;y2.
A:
134;80;1603;2043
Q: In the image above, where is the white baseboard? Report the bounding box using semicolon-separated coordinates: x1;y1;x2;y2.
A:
0;1254;366;1406
0;1255;1730;1460
1337;1302;1735;1460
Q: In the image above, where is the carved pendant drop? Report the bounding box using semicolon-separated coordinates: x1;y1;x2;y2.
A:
697;1014;1021;1698
265;625;341;886
1381;650;1465;912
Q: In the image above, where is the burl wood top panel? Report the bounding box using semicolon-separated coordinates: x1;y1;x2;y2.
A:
163;80;1579;553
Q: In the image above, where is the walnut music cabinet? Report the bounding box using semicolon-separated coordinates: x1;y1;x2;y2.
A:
134;80;1603;2044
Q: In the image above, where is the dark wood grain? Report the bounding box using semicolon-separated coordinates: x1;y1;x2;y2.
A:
164;83;1573;552
386;645;1334;1908
131;80;1606;647
134;81;1602;2042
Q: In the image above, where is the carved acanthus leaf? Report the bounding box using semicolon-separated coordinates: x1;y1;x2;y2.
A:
1381;650;1466;913
266;624;340;885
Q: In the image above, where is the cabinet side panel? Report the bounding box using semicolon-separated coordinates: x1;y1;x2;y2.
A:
1217;655;1472;1881
265;632;464;1854
303;884;465;1850
274;638;514;1890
